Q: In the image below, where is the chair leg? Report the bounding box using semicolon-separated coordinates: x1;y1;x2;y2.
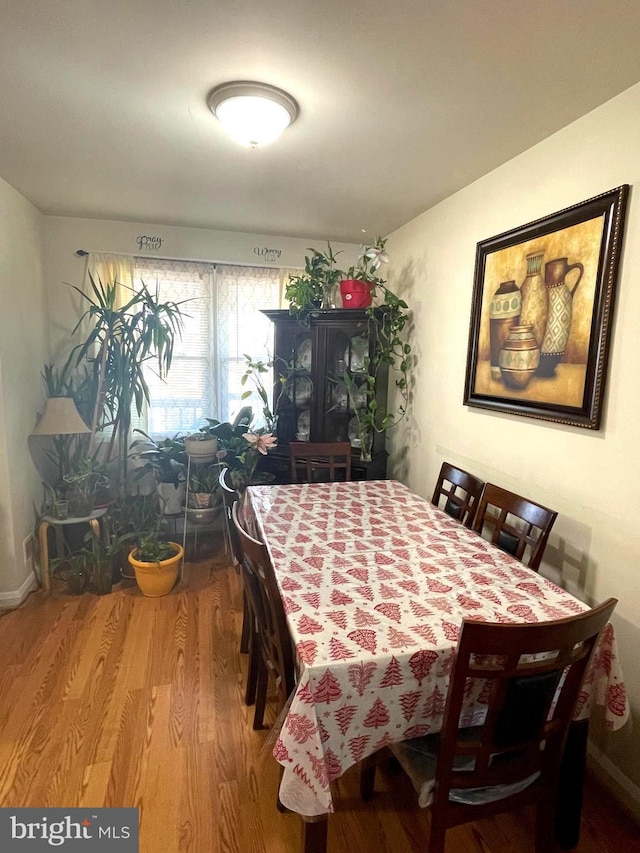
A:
427;814;447;853
555;719;588;849
360;754;377;801
535;800;558;853
302;816;328;853
244;629;259;707
240;590;251;654
276;763;288;812
252;658;268;730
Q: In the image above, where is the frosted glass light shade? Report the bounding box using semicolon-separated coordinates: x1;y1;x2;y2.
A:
208;82;298;148
31;397;90;436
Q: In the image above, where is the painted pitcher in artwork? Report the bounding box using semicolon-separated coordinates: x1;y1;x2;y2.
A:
538;257;584;377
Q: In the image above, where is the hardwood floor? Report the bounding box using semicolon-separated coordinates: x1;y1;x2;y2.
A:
0;540;638;852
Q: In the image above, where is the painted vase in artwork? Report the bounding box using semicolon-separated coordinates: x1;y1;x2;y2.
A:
519;251;547;347
489;280;521;380
538;257;584;377
499;324;540;390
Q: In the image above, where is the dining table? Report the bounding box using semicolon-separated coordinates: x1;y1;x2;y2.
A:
244;479;628;853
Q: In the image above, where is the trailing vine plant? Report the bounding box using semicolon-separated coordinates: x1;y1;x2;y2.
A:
341;237;411;451
280;235;412;457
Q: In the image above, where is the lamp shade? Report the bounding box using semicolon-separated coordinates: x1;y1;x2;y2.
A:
208;81;299;147
31;397;91;436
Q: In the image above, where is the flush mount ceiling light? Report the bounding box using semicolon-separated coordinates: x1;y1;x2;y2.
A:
207;81;299;148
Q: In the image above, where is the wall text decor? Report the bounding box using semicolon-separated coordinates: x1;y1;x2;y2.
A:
254;246;282;262
137;235;163;251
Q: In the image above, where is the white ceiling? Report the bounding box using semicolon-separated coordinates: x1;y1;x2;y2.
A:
2;1;640;243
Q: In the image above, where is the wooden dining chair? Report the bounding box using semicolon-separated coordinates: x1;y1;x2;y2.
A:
219;467;252;655
231;502;296;730
361;598;617;853
473;483;558;572
289;440;352;483
431;462;485;528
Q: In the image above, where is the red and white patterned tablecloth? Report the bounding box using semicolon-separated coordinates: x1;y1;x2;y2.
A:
245;480;628;817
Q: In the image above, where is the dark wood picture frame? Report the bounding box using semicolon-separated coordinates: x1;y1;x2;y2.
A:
463;185;628;429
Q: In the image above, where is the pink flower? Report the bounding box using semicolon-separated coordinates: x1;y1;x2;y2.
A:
243;432;278;455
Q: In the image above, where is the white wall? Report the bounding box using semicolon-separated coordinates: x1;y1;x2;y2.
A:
43;215;360;356
0;179;49;600
385;81;640;806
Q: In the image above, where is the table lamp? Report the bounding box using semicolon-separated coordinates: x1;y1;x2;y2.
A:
30;396;91;488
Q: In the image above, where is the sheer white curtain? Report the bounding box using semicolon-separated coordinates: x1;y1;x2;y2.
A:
132;259;281;436
85;254;283;436
216;264;280;425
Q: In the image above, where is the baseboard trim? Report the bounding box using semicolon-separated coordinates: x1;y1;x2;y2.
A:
587;741;640;822
0;573;37;608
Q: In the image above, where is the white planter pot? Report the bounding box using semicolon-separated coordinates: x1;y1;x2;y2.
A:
185;436;218;463
157;481;186;516
184;505;222;526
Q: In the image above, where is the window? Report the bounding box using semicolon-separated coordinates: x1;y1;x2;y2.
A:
133;258;280;436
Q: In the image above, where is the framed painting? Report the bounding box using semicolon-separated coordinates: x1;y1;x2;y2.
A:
463;185;629;429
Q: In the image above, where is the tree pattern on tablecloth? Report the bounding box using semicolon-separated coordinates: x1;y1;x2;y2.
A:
242;479;628;818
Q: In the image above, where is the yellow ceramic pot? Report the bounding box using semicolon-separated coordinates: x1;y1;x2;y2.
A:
128;543;183;597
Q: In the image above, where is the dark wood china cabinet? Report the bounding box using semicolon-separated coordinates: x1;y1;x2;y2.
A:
260;309;389;481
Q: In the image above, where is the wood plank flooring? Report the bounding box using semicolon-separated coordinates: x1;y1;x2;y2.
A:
0;540;638;852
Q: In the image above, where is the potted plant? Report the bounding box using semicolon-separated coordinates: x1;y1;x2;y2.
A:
281;236;412;460
108;492;160;581
339;238;411;458
285;244;343;324
187;465;220;508
201;412;277;491
68;274;187;495
130;430;187;515
184;464;223;525
50;546;92;595
63;455;111;517
127;531;183;597
339;237;389;308
184;426;219;462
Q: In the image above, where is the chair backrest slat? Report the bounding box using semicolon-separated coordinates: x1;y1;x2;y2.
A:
289;441;352;483
431;462;485;529
473;483;557;571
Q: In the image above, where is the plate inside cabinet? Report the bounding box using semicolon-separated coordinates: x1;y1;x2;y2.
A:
294;376;312;406
345;336;368;373
296;338;312;370
296;409;310;440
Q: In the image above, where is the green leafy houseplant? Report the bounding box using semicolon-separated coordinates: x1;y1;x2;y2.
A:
62;455;111;516
285;243;343;324
188;465;221;508
204;412;277;491
134;533;178;563
127;524;183;596
68;274;187;494
342;237;411;455
130;430;187;485
50;546;92;595
283;236;412;458
240;355;308;435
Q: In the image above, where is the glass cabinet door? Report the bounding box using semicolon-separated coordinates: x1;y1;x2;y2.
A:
320;325;371;447
262;309;388;480
272;323;313;444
